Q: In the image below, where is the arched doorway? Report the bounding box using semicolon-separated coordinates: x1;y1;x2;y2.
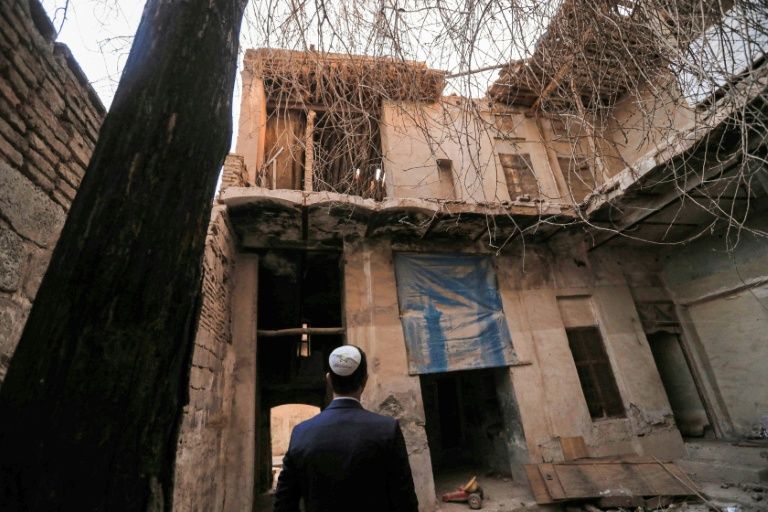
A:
269;404;321;486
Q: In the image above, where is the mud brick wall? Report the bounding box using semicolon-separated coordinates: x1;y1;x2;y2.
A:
0;0;105;382
173;206;238;511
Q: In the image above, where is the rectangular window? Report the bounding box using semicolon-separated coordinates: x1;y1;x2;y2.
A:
499;153;538;199
436;159;456;199
566;326;625;419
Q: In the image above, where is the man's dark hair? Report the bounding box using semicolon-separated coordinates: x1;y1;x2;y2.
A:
329;346;367;395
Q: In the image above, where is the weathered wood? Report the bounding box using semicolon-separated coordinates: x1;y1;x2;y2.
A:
527;460;698;504
524;464;555;504
0;0;248;510
257;326;345;337
559;436;589;461
538;463;567;500
304;110;316;192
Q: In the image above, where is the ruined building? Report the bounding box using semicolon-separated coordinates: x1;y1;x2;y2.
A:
1;0;767;510
171;4;768;509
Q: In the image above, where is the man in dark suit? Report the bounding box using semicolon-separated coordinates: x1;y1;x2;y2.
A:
273;345;419;512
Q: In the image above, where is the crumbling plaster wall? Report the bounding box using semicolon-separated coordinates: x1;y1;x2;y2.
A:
235;57;267;185
602;78;695;177
271;404;319;456
380;100;562;203
343;235;683;505
661;218;768;439
0;0;105;382
173;206;240;511
494;236;684;461
343;238;438;511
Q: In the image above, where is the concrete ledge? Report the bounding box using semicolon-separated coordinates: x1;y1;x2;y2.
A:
219;187;572;248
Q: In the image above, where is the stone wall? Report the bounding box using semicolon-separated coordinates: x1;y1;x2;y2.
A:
0;0;105;382
173;206;238;511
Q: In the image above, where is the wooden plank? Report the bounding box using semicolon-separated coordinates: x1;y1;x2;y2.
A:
558;454;661;464
524;464;555;504
538;463;567;500
560;436;589;461
551;461;694;499
303;109;315;192
659;460;700;492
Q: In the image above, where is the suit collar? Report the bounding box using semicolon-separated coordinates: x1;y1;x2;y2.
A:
326;398;364;410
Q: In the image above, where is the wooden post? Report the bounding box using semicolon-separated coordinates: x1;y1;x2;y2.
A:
304;109;316;192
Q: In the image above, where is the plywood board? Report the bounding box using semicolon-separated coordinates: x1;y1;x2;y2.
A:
525;459;697;504
538;463;567;500
524;464;555;504
553;462;692;498
560;436;589;460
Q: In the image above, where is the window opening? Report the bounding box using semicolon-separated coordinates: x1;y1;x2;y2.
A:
498;153;538;200
436;159;456;199
566;326;625;419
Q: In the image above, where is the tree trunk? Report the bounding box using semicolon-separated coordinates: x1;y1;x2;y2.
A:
0;0;247;510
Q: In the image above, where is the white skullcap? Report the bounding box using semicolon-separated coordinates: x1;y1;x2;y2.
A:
329;346;362;377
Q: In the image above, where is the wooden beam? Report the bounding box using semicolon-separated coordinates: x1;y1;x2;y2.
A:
527;24;596;114
588;151;755;250
445;63;508;79
257;327;345;337
267;101;330;112
527;59;574;114
304;109;316;192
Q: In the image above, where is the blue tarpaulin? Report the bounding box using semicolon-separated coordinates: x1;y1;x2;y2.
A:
394;253;517;375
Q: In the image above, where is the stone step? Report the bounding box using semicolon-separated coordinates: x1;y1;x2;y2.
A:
685;441;768;468
678;459;768;485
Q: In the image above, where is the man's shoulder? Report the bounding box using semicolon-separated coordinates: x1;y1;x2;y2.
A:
358;407;398;427
303;404;398;429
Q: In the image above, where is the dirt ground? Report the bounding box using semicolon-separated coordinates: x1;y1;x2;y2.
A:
433;468;543;512
254;463;768;511
254;465;544;512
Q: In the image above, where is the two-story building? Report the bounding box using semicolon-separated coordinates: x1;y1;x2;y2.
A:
171;4;768;510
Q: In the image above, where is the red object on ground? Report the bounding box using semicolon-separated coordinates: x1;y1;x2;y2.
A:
442;488;471;502
441;477;484;509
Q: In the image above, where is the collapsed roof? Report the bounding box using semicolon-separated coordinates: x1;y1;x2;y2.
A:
488;0;724;111
245;48;446;108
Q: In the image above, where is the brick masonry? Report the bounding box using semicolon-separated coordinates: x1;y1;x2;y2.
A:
173;206;238;511
0;0;105;381
2;5;244;509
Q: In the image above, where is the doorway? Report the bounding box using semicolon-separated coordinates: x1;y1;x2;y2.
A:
269;404;320;487
255;250;344;491
647;331;711;437
420;368;515;476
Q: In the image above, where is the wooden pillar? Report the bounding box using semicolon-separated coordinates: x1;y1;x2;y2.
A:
304;109;316;192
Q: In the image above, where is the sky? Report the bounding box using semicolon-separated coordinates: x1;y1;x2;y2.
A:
39;0;550;151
